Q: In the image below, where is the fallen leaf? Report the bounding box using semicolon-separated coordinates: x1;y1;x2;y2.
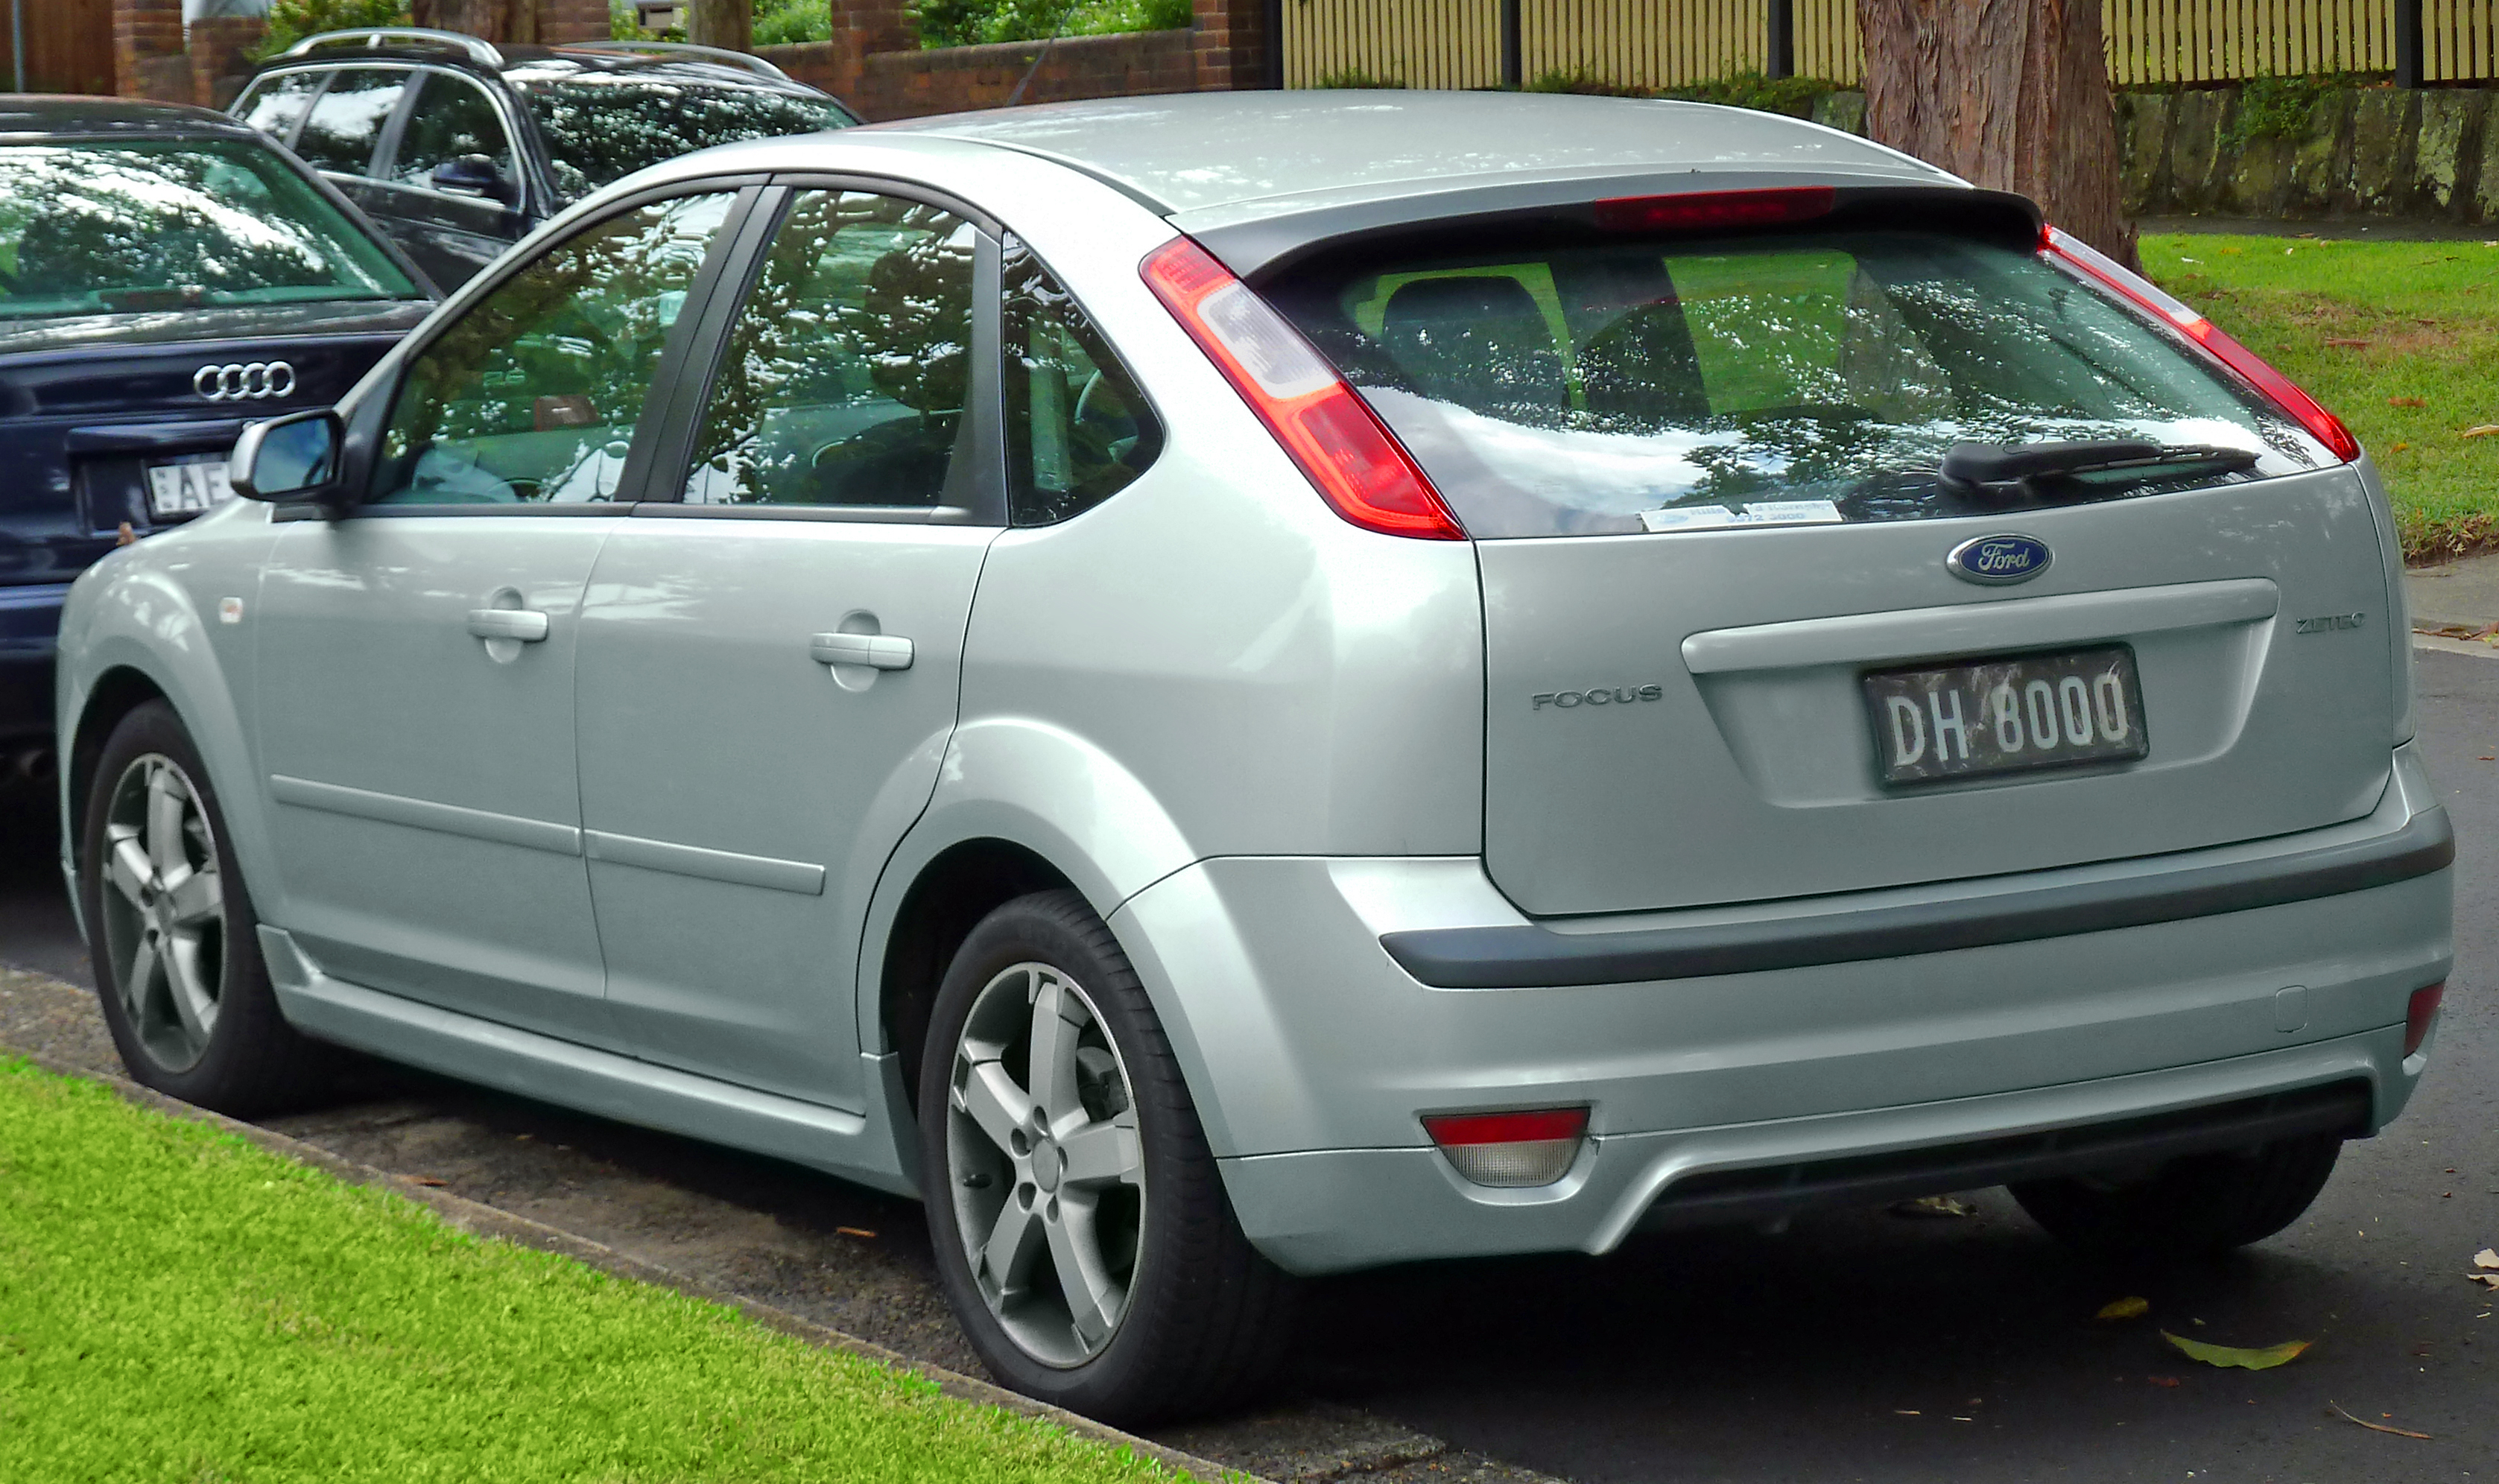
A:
1890;1194;1976;1218
2220;246;2243;255
2149;1374;2182;1387
2463;425;2499;437
2474;1248;2498;1269
2161;1331;2311;1369
2466;1273;2499;1289
2329;1401;2431;1439
836;1226;877;1239
411;1176;448;1187
115;521;136;548
2390;396;2427;407
2325;337;2371;346
2099;1296;2151;1320
1893;1409;1920;1416
2391;442;2412;453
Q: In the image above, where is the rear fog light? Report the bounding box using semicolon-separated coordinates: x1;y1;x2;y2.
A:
2405;981;2445;1057
1422;1107;1589;1187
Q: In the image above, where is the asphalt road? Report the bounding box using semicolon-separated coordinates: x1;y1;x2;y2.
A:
4;650;2495;1483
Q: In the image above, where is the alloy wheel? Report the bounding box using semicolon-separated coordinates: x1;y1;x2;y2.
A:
97;752;226;1071
945;961;1146;1368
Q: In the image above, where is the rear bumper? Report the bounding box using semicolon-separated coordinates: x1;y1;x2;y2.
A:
0;583;69;744
1110;745;2451;1275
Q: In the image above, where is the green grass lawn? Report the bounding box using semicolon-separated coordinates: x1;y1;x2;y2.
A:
0;1059;1174;1484
2139;232;2499;563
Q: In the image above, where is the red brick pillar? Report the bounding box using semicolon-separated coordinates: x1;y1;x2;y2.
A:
113;0;191;102
829;0;912;102
536;0;614;45
1193;0;1267;92
189;15;269;108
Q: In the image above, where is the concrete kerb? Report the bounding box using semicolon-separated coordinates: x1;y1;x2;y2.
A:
0;1041;1266;1484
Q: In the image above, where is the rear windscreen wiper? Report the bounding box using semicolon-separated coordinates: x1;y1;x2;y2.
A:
1939;440;2259;499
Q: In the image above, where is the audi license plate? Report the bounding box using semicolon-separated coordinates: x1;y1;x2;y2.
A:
1863;646;2149;785
145;454;234;519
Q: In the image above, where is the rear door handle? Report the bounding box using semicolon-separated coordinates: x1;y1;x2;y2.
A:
810;632;913;670
467;608;550;642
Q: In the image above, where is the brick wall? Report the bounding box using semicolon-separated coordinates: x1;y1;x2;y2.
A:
1191;0;1264;92
537;0;613;45
188;15;267;110
113;0;189;103
764;28;1200;121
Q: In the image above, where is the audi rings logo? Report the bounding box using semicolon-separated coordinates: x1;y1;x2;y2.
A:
194;361;297;402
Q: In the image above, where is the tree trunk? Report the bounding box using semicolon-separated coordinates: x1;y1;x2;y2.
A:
1857;0;2137;269
688;0;753;51
411;0;513;42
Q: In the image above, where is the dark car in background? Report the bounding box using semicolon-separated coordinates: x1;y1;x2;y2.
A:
0;96;434;770
229;29;858;288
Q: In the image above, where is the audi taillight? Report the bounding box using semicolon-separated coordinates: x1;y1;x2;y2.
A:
2042;225;2360;463
1140;236;1466;540
2405;981;2445;1058
1422;1106;1589;1187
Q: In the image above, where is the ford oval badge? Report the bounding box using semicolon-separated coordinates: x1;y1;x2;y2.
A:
1947;533;2052;586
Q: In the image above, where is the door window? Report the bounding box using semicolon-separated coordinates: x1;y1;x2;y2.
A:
388;73;516;191
293;69;408;177
235;71;323;145
1001;237;1162;525
371;191;738;505
682;189;976;508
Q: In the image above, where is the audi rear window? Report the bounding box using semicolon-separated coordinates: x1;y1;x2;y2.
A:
0;140;419;320
1262;228;2328;539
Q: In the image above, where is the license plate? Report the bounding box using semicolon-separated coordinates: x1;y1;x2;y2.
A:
145;454;234;519
1863;646;2149;784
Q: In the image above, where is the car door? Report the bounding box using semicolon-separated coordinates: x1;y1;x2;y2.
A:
370;69;530;288
288;66;410;221
255;186;749;1044
571;183;1001;1109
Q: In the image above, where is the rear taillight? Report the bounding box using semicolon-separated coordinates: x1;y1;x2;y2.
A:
2404;981;2445;1057
1422;1106;1589;1187
1139;236;1466;540
2042;225;2361;463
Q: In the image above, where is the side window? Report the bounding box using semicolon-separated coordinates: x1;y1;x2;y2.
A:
1001;237;1162;525
372;191;737;506
293;68;408;177
235;71;323;145
682;189;975;508
390;73;515;191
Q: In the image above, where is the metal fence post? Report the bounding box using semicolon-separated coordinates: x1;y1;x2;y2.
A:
2394;0;2424;86
1767;0;1795;79
1500;0;1522;88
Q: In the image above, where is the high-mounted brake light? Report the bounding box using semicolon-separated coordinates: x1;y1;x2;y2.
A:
2042;224;2361;463
1140;236;1466;540
1593;186;1836;235
1422;1106;1589;1188
2404;981;2445;1058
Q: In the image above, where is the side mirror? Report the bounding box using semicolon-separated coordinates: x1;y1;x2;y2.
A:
231;410;343;505
431;153;510;203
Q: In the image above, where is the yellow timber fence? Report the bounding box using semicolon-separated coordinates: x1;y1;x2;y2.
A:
1277;0;2499;89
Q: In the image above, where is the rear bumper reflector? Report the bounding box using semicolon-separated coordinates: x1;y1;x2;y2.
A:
1383;805;2454;989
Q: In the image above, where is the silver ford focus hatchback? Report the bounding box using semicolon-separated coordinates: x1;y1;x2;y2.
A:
54;92;2454;1424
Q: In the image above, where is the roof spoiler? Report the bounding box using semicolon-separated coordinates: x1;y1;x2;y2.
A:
1183;177;2045;284
279;27;505;68
561;39;791;80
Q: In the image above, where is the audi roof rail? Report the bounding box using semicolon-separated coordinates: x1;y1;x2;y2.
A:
278;28;507;69
561;39;791;80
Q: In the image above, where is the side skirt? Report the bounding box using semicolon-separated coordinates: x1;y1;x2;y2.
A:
259;925;921;1198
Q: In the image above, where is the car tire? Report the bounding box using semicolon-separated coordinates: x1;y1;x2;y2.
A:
916;888;1297;1426
80;700;330;1114
2007;1134;2343;1259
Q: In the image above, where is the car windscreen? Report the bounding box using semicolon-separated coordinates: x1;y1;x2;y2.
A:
0;139;419;320
515;77;850;199
1261;227;2328;539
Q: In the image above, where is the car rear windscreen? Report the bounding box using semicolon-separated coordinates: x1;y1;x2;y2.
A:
0;140;419;320
516;77;852;198
1262;228;2330;539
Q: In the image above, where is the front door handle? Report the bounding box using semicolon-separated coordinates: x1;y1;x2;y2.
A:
467;608;550;642
810;632;913;671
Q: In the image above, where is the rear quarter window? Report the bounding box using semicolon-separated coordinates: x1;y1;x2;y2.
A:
1267;229;2328;539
